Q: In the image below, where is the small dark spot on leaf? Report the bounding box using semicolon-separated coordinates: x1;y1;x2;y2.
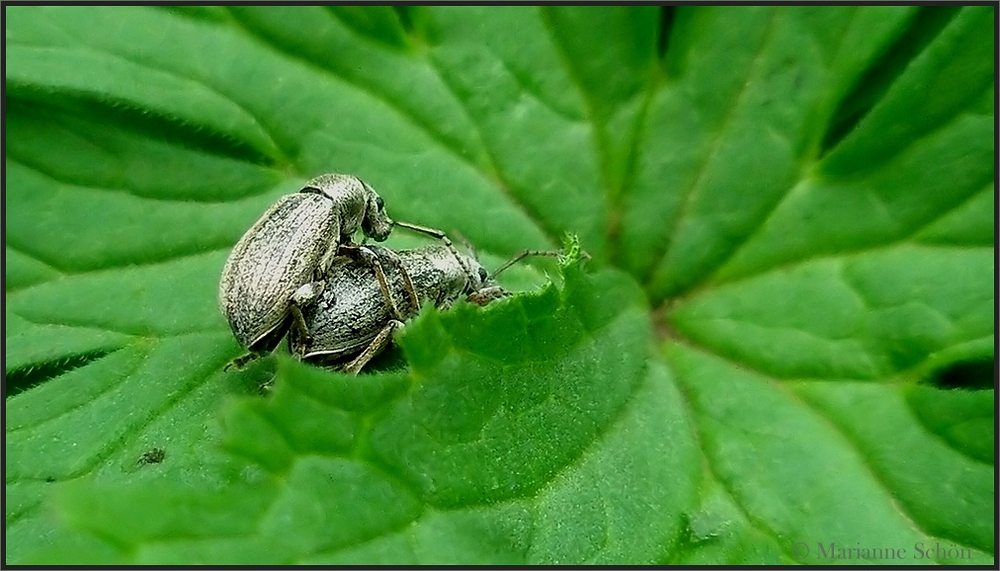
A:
928;358;994;390
793;70;804;90
137;447;167;467
45;477;56;483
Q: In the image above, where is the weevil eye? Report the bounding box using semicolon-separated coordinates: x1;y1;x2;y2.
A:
478;267;488;283
375;196;384;211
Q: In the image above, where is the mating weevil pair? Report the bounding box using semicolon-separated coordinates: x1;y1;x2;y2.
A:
219;173;393;369
219;173;560;373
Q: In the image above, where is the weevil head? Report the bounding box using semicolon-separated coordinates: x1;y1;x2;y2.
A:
360;182;394;242
461;256;512;305
459;253;490;294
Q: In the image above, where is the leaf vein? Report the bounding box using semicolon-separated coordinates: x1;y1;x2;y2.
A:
794;389;989;556
422;52;569;248
6;347;140;436
643;9;779;287
667;365;805;562
708;110;994;287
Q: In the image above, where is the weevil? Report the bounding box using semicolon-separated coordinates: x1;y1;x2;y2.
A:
219;173;395;369
289;234;560;373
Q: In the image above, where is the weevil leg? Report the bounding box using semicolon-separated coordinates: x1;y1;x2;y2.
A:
397;258;420;313
342;245;407;321
289;281;325;351
366;245;421;314
394;221;477;286
451;229;477;260
291;279;325;338
314;218;346;278
258;374;276;395
288;304;312;354
367;251;407;321
291;280;325;307
224;352;261;371
466;285;512;306
343;319;403;374
314;242;351;279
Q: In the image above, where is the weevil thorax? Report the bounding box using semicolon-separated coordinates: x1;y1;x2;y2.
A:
424;247;489;296
301;173;393;243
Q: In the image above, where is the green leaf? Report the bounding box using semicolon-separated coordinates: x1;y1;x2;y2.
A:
6;5;993;565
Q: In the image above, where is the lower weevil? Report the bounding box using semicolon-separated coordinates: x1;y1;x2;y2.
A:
289;231;561;373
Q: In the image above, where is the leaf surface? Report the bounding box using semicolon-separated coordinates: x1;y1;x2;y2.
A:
5;5;993;565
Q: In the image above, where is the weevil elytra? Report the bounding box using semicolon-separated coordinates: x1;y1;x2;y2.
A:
219;173;394;369
289;239;561;374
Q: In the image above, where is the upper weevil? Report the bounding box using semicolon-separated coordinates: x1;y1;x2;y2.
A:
219;173;393;368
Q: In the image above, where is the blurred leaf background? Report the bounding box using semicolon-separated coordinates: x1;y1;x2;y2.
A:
4;6;994;565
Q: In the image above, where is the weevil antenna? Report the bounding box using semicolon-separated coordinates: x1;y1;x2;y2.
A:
489;250;562;280
451;229;478;261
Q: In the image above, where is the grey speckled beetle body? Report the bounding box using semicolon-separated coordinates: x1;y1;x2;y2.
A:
290;237;559;374
219;173;394;368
